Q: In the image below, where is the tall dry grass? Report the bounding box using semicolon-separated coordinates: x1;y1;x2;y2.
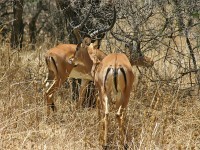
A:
0;40;200;150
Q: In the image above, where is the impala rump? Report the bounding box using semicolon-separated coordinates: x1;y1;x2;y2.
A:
104;66;127;94
45;56;58;78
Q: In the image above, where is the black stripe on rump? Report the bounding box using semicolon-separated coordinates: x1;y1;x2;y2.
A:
119;67;127;90
50;56;58;74
104;68;111;92
113;68;118;92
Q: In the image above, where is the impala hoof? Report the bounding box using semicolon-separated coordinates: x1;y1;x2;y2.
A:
124;143;128;150
102;145;108;150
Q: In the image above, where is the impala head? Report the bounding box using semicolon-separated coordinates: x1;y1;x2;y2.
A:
125;41;154;67
73;37;93;67
131;55;154;67
111;21;154;68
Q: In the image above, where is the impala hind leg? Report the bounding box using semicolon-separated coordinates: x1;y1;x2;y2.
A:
116;106;128;149
45;79;60;115
102;94;109;149
97;90;105;147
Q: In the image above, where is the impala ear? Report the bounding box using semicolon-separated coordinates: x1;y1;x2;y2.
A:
82;37;91;48
93;40;100;49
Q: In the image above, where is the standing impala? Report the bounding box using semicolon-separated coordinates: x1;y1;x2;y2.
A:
44;5;93;115
44;4;116;115
72;37;154;148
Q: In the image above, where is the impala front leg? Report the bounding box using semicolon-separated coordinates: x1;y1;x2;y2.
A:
76;79;90;109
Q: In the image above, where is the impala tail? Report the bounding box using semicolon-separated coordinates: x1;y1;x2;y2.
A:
104;66;127;93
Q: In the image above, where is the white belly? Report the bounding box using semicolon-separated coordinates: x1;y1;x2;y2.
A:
69;69;93;80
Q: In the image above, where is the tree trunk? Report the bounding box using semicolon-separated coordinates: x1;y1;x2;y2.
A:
29;0;47;50
10;0;24;49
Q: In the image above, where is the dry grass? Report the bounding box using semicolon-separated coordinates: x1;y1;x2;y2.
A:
0;41;200;150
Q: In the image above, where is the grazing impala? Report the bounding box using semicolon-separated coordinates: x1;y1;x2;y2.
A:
44;5;92;115
72;37;154;148
44;4;116;115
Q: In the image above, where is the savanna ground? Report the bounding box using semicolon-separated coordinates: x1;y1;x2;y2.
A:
0;33;200;150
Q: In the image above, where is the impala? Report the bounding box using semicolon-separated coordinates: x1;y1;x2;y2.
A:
72;37;154;148
44;5;92;115
44;4;116;115
44;44;89;114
